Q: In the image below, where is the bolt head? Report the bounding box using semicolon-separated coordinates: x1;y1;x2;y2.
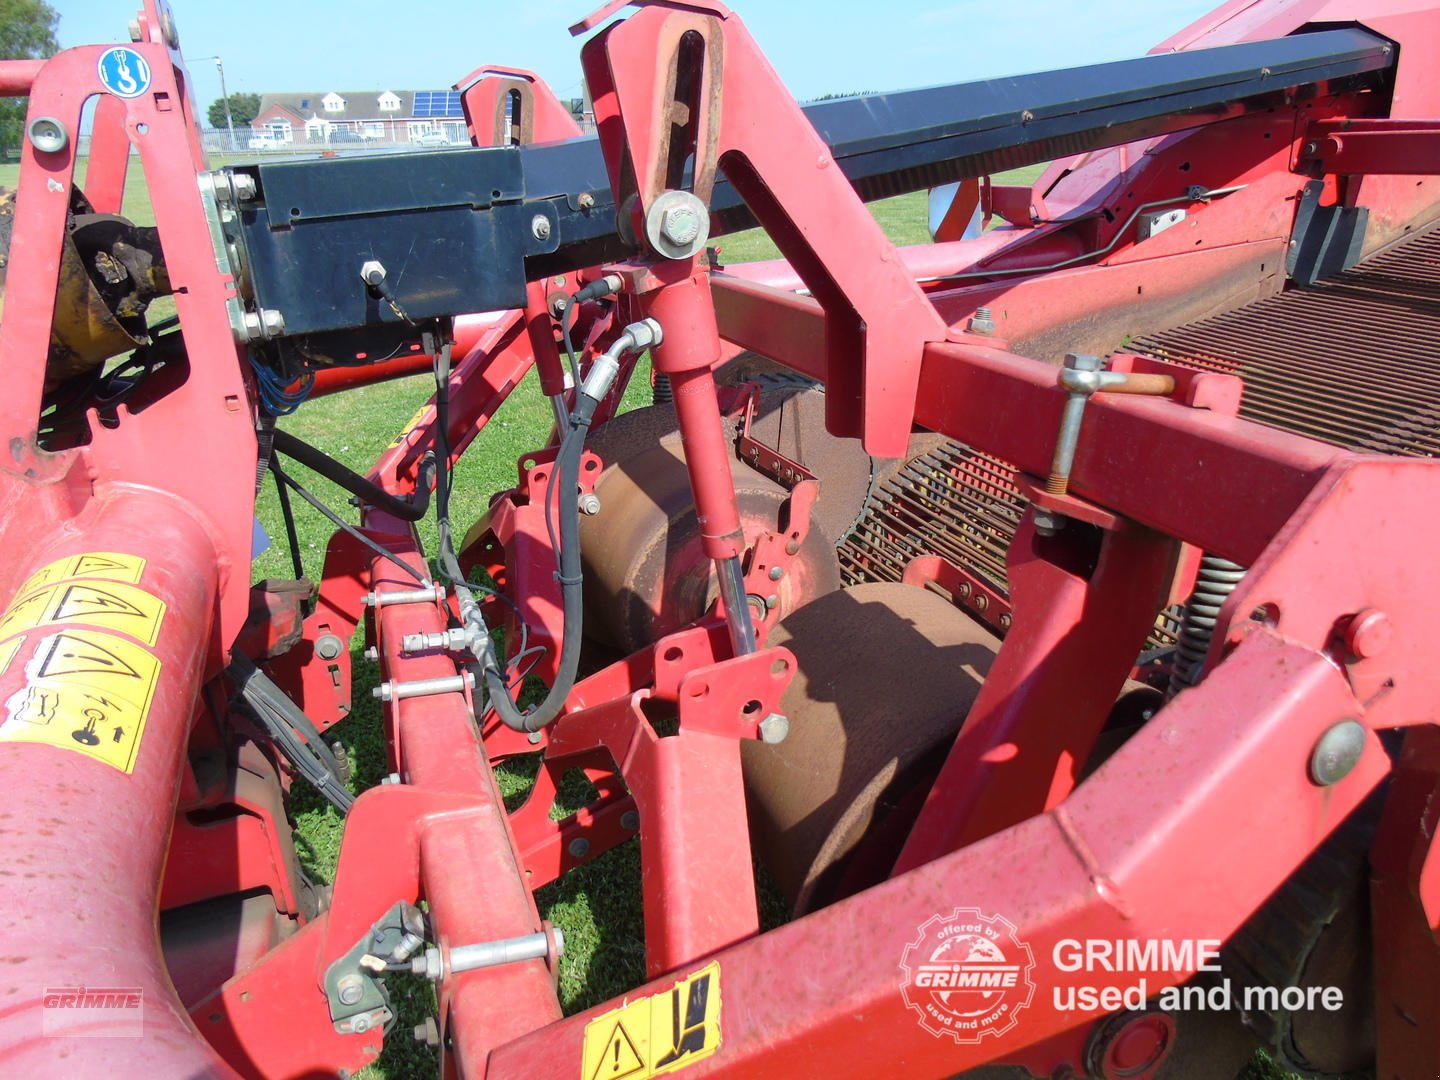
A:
359;259;387;286
660;205;701;247
1310;719;1366;786
27;117;67;154
768;566;784;581
1063;353;1103;373
620;809;640;832
1033;509;1063;537
577;492;602;516
1344;608;1391;659
336;974;365;1006
568;836;591;859
315;633;344;661
531;214;552;241
758;712;790;744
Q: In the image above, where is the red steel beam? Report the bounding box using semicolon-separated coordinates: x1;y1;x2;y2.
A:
1302;119;1440;175
490;632;1386;1077
712;275;1340;566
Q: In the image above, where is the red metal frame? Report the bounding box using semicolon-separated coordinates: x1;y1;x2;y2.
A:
5;0;1440;1076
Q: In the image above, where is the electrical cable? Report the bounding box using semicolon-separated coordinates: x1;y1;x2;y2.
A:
228;654;354;814
272;465;305;582
271;427;435;522
269;460;427;584
917;185;1246;284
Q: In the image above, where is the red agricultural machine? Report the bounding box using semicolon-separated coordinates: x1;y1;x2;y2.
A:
3;0;1440;1075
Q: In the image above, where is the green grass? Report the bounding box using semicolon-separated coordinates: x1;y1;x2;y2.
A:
18;152;1312;1078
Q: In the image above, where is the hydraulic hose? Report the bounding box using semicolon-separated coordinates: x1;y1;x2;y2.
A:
439;312;661;733
272;426;435;522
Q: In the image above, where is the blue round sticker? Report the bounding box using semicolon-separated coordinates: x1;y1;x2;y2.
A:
97;47;152;99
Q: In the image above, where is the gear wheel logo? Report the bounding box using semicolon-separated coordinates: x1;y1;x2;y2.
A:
900;908;1036;1043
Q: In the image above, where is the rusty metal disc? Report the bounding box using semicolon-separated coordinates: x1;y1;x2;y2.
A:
741;581;999;913
579;439;841;653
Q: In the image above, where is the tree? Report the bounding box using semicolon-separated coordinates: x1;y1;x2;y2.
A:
0;0;59;162
208;92;259;131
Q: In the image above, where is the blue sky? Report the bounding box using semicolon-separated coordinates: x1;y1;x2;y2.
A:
55;1;1219;107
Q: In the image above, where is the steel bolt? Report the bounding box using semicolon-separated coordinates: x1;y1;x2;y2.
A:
414;1018;441;1047
380;772;402;785
527;729;543;745
363;645;379;662
765;594;780;610
577;192;596;210
969;306;996;334
27;116;67;154
759;712;790;744
768;566;784;581
336;974;365;1007
531;214;552;242
315;633;345;661
568;837;591;859
659;205;701;247
577;492;601;516
1310;719;1366;786
231;173;258;202
359;260;387;287
1343;608;1392;659
620;809;640;831
1033;508;1064;537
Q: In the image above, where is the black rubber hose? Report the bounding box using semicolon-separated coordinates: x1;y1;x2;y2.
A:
478;418;588;732
271;427;434;522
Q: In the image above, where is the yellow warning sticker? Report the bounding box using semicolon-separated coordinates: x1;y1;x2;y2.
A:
0;629;161;774
0;579;167;646
387;402;432;450
580;962;721;1080
18;552;146;594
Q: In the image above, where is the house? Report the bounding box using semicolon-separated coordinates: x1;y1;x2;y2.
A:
250;89;467;146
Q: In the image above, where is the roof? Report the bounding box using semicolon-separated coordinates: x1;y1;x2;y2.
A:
253;90;464;122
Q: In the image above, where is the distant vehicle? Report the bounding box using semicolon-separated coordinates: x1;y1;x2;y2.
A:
246;135;283;150
328;128;366;144
414;132;451;148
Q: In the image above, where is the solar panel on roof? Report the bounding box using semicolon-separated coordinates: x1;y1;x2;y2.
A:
413;90;462;117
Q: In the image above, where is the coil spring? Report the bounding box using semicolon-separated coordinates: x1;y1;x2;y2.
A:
1167;555;1247;696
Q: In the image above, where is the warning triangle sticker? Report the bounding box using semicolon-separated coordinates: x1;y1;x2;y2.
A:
72;555;131;576
53;584;147;622
35;632;143;681
589;1019;645;1080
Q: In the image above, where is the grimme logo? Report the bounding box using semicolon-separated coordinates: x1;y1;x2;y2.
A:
900;908;1035;1042
41;986;144;1038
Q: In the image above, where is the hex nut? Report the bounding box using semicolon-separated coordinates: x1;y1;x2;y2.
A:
759;712;790;744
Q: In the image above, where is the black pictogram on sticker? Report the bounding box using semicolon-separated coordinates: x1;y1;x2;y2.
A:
589;1019;644;1080
35;632;142;681
53;584;147;622
655;972;711;1068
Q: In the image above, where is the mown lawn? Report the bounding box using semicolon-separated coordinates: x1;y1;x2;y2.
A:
12;147;1304;1078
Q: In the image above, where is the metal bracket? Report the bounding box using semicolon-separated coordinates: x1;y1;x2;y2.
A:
322;900;428;1035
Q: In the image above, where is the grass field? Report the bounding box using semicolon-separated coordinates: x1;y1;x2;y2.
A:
15;149;1303;1078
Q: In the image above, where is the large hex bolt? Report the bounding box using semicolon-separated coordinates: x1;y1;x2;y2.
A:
336;973;366;1007
644;189;710;260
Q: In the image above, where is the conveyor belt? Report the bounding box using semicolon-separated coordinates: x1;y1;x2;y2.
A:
1129;219;1440;459
840;219;1440;639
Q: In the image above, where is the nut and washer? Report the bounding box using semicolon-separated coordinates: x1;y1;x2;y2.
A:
373;671;475;703
531;214;552;242
577;492;602;516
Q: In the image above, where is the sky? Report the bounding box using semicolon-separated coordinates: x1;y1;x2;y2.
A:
53;1;1220;108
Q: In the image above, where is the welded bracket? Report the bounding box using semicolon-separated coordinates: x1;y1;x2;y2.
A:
321;900;428;1035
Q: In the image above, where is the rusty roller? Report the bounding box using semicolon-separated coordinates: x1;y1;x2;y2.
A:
578;435;841;653
741;581;999;913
